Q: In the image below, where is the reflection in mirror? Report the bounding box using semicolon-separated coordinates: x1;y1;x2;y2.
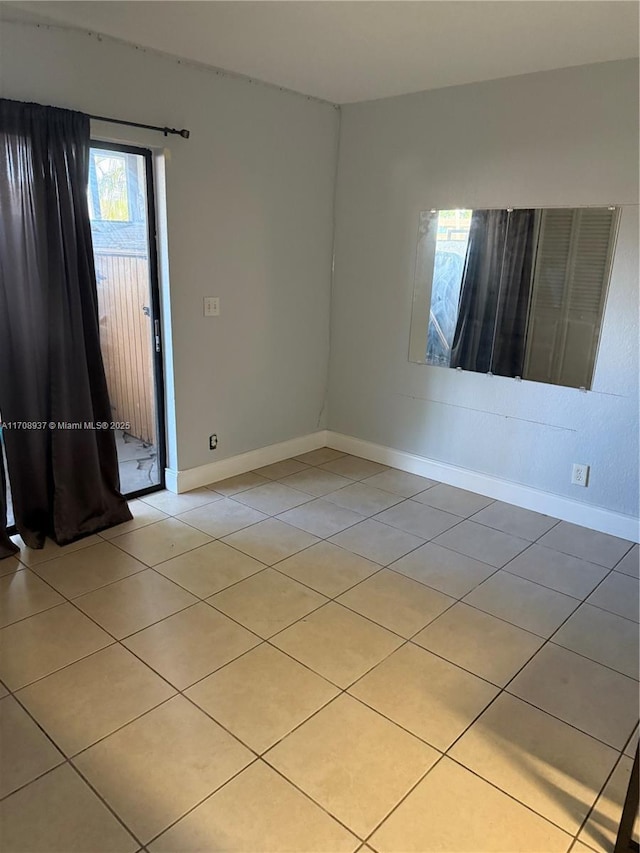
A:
409;206;620;389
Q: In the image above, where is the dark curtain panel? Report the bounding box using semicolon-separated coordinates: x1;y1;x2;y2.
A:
491;209;537;378
0;99;131;553
450;209;508;373
450;208;536;376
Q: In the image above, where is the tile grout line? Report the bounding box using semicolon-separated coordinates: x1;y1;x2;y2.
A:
3;456;637;847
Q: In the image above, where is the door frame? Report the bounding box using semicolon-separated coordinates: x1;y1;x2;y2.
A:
90;140;167;499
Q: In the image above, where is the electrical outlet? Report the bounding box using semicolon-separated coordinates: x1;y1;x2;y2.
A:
571;463;589;487
209;434;218;450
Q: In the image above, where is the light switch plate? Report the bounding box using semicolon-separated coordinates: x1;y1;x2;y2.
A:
204;297;220;317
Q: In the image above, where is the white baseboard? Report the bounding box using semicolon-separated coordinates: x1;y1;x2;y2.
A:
165;431;328;493
165;428;638;542
326;431;640;543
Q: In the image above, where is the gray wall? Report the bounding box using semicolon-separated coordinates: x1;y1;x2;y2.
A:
329;60;639;517
0;19;339;472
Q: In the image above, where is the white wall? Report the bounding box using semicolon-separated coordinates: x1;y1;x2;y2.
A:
329;60;639;519
0;19;339;474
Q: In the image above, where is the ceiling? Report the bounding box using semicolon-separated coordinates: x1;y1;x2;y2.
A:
4;1;639;103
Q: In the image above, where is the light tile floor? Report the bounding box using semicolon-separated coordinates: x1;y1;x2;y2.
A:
1;450;638;852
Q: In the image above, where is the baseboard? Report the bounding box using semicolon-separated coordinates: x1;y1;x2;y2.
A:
165;430;328;493
326;431;640;543
165;427;638;542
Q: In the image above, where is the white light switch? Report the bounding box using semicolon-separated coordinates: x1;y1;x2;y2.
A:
204;297;220;317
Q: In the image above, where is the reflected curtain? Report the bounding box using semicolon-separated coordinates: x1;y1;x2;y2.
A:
491;209;537;377
0;99;131;554
450;209;536;375
450;209;508;373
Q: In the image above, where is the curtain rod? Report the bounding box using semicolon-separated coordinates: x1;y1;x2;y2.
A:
88;114;190;139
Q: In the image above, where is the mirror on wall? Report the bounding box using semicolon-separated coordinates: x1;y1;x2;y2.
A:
408;206;620;389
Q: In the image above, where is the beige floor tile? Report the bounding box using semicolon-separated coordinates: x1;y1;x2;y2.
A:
450;693;619;834
110;517;212;566
625;725;638;758
222;518;319;564
253;458;310;480
538;522;633;569
11;534;101;567
278;498;364;538
99;498;168;539
0;764;138;853
350;643;497;750
369;757;572;853
0;555;22;577
0;695;64;797
337;568;454;637
152;540;266;598
471;501;558;541
375;500;460;539
274;541;380;597
17;644;175;756
320;455;389;480
74;569;197;639
587;571;639;622
615;544;639;578
186;644;339;753
294;447;348;466
330;519;424;565
361;469;438;497
572;841;598;853
207;471;270;496
150;760;358;853
508;644;640;750
74;695;253;844
0;680;8;697
414;483;494;517
32;541;146;598
123;602;260;689
0;568;64;628
504;544;608;599
272;601;402;688
389;541;498;598
208;569;326;638
463;570;579;637
176;498;267;538
232;481;312;514
578;755;639;852
413;601;544;686
140;487;221;515
266;694;438;838
280;467;352;497
324;482;403;515
0;603;112;690
553;603;639;680
434;520;529;568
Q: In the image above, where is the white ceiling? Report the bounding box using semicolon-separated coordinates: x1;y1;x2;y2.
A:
4;1;639;103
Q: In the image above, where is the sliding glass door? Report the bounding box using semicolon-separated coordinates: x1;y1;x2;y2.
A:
88;142;165;497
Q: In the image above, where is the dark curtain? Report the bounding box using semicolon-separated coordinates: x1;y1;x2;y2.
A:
0;99;131;554
491;209;537;377
450;209;508;373
450;209;536;376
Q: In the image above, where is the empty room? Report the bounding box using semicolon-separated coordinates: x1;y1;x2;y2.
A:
0;2;638;851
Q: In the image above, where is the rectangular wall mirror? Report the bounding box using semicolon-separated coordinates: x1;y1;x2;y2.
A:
408;206;621;389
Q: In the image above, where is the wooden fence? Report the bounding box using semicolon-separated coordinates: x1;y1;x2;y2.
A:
95;251;157;446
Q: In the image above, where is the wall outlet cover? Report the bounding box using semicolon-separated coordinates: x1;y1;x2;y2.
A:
571;463;589;487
